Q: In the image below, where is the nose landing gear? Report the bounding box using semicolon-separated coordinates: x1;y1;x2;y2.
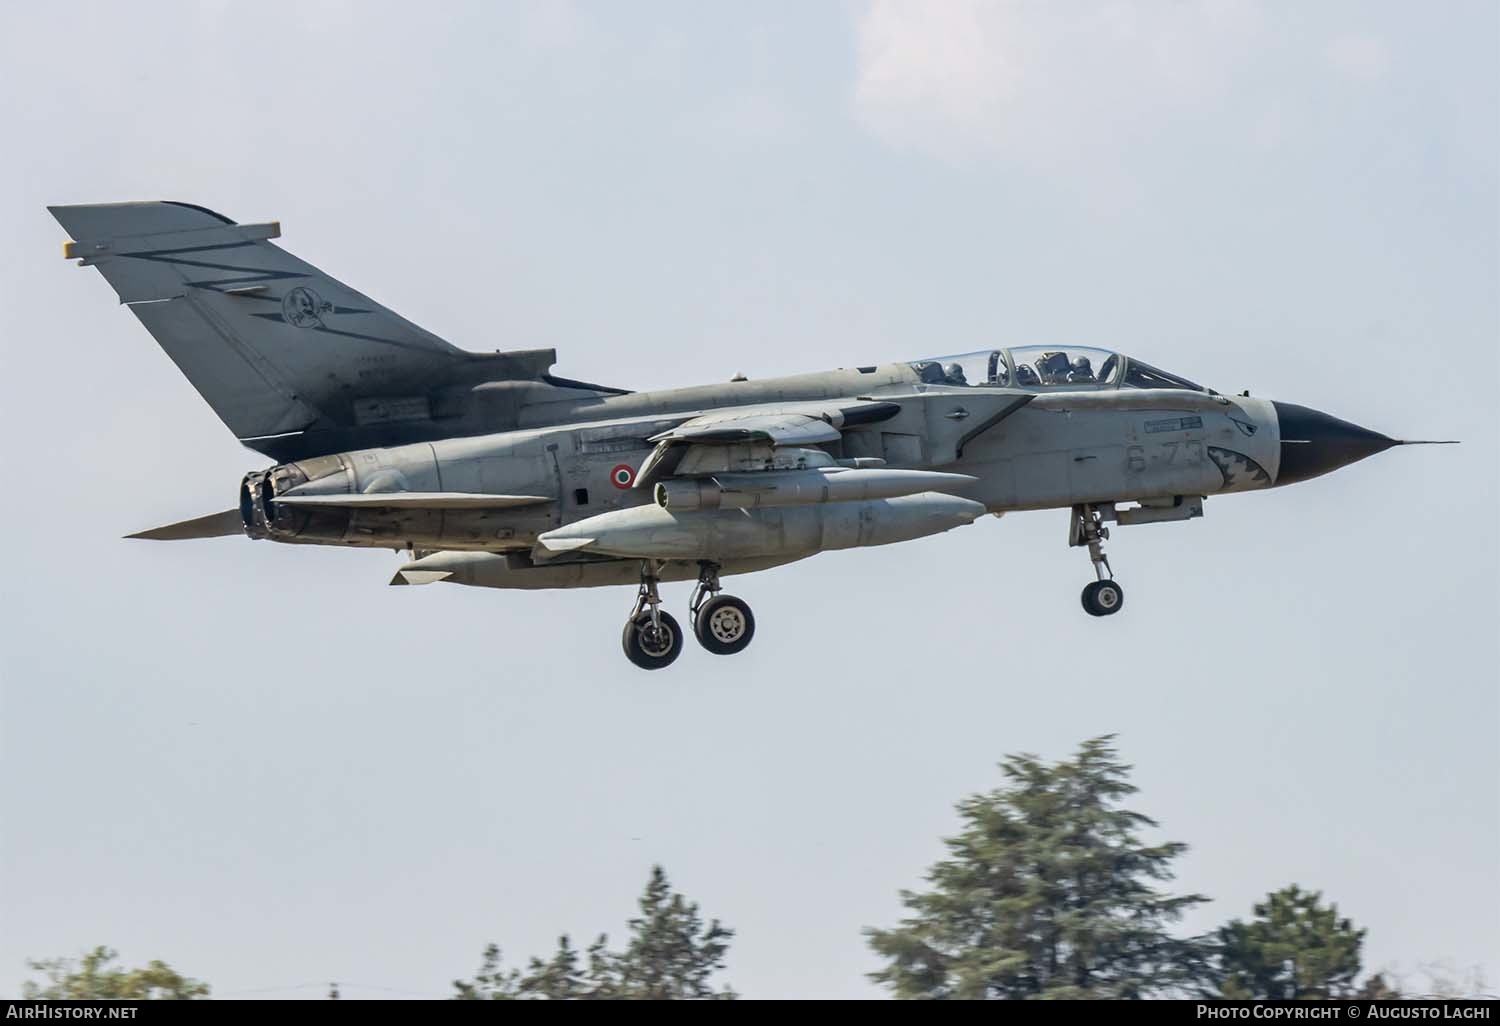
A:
1082;578;1124;616
1071;504;1125;618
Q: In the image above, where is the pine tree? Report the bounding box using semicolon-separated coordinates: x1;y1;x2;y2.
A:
453;865;736;1000
519;936;588;999
21;947;209;1000
1214;886;1367;999
451;944;522;999
865;735;1210;999
613;865;736;999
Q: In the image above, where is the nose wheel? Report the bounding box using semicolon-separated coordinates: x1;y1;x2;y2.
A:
690;562;756;655
1081;579;1124;616
1071;504;1125;618
621;562;684;670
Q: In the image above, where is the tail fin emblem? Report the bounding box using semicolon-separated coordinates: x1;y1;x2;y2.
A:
283;286;333;328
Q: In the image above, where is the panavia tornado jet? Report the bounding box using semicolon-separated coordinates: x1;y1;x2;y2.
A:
50;201;1455;669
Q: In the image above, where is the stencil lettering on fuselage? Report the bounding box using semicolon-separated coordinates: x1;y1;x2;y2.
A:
1144;415;1204;434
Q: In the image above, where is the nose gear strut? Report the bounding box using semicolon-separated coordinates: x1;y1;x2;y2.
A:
1070;504;1125;617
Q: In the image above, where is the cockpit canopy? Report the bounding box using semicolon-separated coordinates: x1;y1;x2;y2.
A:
908;346;1207;393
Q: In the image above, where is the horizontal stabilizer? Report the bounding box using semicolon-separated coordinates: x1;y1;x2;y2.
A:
273;492;552;510
126;509;243;541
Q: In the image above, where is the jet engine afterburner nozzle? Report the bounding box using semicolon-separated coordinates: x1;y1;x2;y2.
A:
238;470;271;539
239;455;352;542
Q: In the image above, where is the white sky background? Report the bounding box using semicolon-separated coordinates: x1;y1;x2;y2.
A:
0;0;1495;1000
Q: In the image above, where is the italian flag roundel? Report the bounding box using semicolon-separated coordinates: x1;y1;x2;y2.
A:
610;464;635;489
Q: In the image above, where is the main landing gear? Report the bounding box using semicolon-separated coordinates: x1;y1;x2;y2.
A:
621;561;756;669
689;562;755;657
1070;504;1125;618
621;561;684;670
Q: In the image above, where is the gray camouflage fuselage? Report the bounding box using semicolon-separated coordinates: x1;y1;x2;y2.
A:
235;361;1282;589
49;200;1443;612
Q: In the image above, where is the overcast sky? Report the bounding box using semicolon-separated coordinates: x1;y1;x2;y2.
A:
1;0;1495;1000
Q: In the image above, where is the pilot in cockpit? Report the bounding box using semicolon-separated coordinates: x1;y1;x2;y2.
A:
943;363;969;386
1067;356;1096;383
1037;352;1072;384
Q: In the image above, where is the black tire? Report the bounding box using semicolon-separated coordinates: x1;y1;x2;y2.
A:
694;595;756;655
1083;579;1124;617
622;610;684;670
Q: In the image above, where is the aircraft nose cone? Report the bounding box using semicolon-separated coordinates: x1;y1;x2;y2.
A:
1272;402;1397;485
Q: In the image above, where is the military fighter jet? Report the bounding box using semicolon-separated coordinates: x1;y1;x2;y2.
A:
49;201;1455;669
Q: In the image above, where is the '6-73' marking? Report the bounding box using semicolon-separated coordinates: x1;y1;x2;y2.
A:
1127;441;1204;472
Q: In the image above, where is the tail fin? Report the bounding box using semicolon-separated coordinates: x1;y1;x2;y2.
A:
49;201;555;458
